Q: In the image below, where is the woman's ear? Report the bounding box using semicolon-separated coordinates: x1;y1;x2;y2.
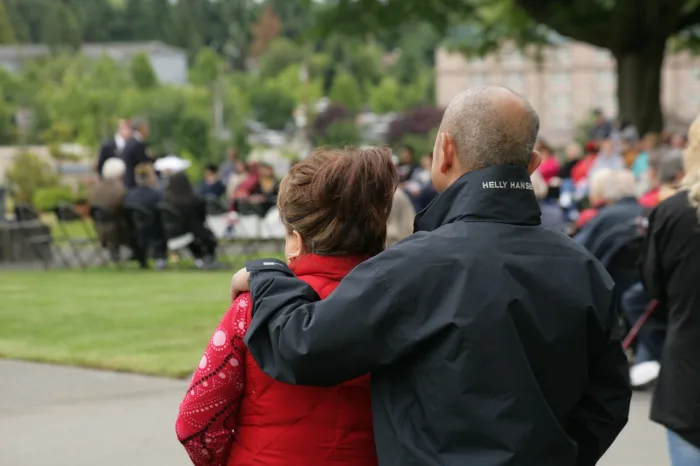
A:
287;230;303;261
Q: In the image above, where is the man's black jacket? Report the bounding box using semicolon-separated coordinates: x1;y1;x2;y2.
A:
96;137;118;178
244;165;631;466
121;135;149;188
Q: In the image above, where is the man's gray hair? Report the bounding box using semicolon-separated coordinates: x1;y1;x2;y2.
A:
442;85;540;170
657;149;685;185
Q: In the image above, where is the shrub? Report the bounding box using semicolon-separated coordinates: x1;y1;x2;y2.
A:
311;104;351;139
387;106;445;145
33;186;75;212
5;151;60;204
315;120;361;147
249;82;296;131
310;104;361;146
329;70;363;113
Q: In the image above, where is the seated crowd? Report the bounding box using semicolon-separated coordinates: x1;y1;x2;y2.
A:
527;121;689;391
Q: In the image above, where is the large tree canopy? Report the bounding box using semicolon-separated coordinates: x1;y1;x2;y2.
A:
312;0;700;134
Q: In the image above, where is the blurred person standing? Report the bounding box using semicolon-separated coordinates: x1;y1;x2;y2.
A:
396;145;419;182
96;119;131;178
642;115;700;465
590;108;613;141
403;153;438;211
233;86;630;466
121;118;151;189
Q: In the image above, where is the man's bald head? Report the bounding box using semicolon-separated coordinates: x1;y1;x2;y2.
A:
439;85;540;171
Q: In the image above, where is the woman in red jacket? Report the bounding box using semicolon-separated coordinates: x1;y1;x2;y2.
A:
176;147;398;466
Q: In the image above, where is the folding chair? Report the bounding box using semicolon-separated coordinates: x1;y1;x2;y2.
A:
54;203;106;269
13;203;67;269
203;196;233;263
157;201;195;264
89;206;124;268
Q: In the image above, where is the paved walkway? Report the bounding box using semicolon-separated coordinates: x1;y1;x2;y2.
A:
0;360;668;466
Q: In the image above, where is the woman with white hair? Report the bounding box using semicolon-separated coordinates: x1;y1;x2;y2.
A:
87;158;134;263
641;115;700;464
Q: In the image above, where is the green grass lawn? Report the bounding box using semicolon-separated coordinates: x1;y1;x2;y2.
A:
0;268;248;378
40;213;97;243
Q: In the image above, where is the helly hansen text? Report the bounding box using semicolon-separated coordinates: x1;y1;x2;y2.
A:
481;181;533;190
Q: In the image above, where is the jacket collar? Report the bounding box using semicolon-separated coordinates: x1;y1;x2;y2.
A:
289;254;367;281
414;165;541;232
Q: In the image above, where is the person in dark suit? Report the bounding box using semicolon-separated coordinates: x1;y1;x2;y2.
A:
125;163;167;270
121;118;151;189
95;119;131;178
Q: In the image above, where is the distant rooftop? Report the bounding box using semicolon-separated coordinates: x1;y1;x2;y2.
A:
0;41;185;61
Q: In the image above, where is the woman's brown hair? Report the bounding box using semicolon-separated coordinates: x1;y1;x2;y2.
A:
278;146;398;257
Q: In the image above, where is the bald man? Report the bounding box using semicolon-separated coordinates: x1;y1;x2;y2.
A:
229;86;630;465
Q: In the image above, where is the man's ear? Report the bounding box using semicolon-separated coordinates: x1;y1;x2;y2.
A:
439;133;455;174
527;150;542;175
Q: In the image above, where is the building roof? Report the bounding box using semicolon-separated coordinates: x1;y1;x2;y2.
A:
0;41;185;61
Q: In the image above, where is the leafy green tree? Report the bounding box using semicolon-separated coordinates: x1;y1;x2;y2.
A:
42;2;82;51
329;70;363;113
130;52;158;89
256;38;305;79
0;0;17;43
314;0;700;134
5;151;60;204
249;81;296;130
190;48;222;87
368;76;401;114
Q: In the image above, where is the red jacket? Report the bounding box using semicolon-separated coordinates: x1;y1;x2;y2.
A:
639;186;660;208
177;254;377;466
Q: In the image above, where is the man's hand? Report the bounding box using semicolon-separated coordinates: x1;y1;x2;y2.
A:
231;267;251;302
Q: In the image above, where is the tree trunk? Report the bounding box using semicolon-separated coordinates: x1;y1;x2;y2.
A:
615;44;666;135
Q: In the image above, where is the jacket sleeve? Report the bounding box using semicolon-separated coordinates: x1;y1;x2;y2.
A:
176;294;250;466
567;269;631;466
244;244;441;386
